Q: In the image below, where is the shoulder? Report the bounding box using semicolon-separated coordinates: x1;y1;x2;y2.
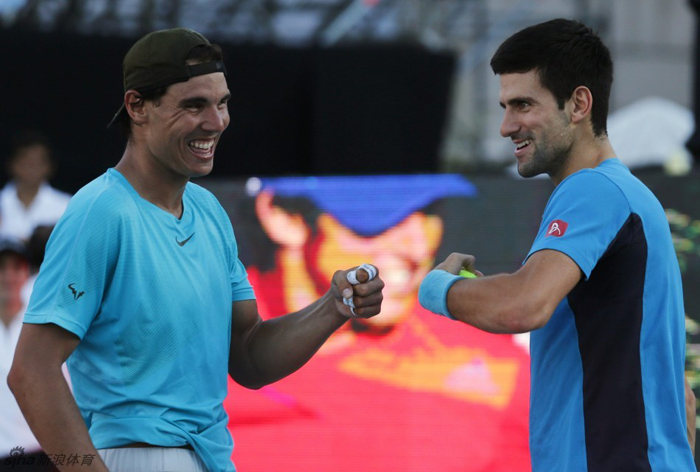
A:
540;164;633;233
63;172;135;225
552;165;629;209
0;182;17;205
0;182;16;197
41;184;72;202
185;181;228;217
560;166;624;193
186;181;219;203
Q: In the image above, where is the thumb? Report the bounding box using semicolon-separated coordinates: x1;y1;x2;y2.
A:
334;271;354;300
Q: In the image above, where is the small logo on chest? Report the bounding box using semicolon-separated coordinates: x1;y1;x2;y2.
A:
176;233;195;247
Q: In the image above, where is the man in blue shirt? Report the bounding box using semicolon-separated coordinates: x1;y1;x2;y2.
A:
419;19;696;471
8;28;384;472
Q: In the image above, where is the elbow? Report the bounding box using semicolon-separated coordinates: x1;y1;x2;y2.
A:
7;361;26;400
7;356;55;399
524;308;550;331
232;377;266;391
499;303;551;334
499;317;536;334
228;368;268;390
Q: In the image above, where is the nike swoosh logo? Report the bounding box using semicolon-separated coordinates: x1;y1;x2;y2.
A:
176;233;195;247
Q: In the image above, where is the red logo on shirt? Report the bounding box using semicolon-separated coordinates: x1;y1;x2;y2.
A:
546;220;568;237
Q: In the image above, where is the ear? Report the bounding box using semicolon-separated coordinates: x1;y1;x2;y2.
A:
569;86;593;125
255;191;310;248
124;90;148;126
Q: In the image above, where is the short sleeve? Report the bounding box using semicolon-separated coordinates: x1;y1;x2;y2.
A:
229;229;256;302
24;191;121;339
191;186;255;303
526;171;631;279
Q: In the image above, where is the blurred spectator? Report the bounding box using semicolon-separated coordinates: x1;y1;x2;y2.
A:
0;131;70;242
0;237;57;471
20;225;54;307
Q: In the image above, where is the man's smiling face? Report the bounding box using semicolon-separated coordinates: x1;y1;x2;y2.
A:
498;70;574;179
143;72;230;180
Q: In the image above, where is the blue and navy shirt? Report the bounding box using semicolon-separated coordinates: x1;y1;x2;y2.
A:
24;169;255;472
526;159;694;471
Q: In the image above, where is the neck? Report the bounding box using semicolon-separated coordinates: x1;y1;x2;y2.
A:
15;181;41;209
116;144;187;218
550;134;616;187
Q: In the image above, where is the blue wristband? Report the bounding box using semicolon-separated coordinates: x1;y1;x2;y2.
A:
418;270;463;320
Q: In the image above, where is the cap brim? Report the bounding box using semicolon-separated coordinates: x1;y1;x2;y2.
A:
107;103;126;128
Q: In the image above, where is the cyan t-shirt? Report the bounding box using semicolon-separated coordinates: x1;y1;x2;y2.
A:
24;168;255;472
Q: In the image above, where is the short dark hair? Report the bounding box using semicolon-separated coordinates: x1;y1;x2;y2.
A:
118;43;225;138
7;130;55;179
26;224;54;273
490;18;613;137
10;129;52;161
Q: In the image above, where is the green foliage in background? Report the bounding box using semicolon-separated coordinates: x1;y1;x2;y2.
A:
668;208;700;430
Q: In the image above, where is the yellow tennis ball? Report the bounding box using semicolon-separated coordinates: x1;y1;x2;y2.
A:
459;269;477;278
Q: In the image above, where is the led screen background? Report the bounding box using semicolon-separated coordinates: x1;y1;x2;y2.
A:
203;174;545;472
202;172;700;471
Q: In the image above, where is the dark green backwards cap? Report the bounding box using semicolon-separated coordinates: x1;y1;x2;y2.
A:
108;27;227;127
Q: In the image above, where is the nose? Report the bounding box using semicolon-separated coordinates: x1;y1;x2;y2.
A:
202;105;229;132
500;109;519;138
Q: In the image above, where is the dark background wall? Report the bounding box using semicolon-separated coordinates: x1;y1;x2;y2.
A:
0;29;455;193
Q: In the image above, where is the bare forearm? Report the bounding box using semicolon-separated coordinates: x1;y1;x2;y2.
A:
9;367;108;472
429;250;580;334
447;273;545;334
230;266;383;389
233;293;347;388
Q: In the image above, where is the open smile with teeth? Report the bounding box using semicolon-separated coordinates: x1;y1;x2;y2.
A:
516;139;532;150
189;140;214;151
188;140;216;159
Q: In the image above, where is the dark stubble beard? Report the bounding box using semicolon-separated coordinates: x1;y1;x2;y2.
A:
517;113;573;180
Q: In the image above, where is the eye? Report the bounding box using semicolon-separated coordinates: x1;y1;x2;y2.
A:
180;99;207;111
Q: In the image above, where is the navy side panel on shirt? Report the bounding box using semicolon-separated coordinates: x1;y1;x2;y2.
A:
569;214;650;470
526;159;693;472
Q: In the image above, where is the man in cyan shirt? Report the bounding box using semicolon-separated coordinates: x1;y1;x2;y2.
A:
9;28;384;472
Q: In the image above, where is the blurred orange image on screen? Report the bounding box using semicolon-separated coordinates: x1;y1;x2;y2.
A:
225;175;531;472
